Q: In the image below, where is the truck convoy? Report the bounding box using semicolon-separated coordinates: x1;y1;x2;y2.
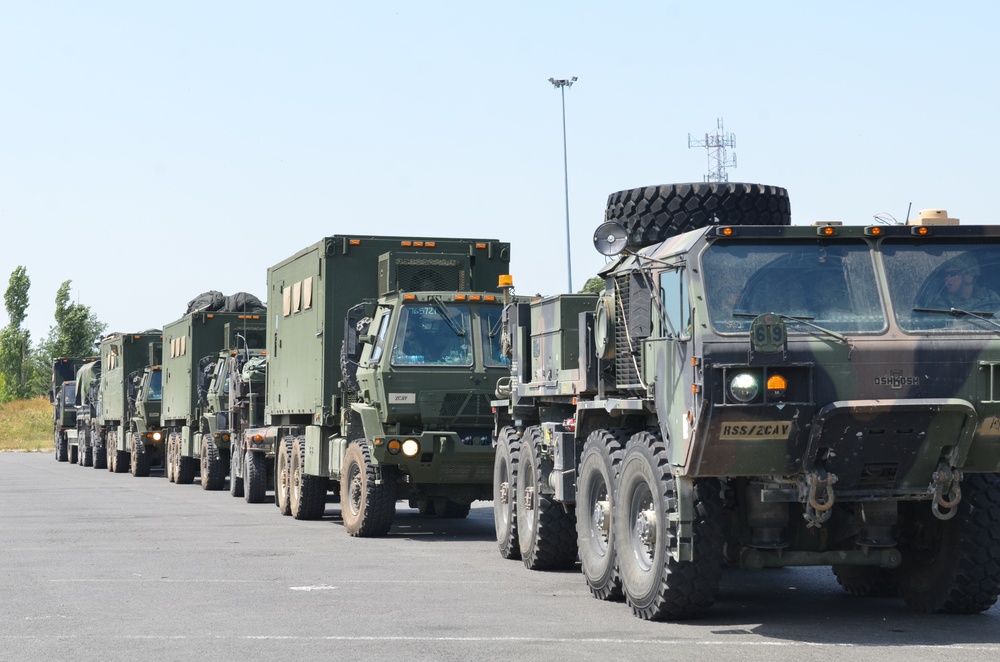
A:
492;182;1000;620
51;357;87;463
249;235;511;535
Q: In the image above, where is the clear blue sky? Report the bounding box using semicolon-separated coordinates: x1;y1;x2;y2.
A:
2;1;998;342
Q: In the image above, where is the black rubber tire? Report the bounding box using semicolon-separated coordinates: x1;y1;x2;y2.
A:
290;438;328;520
200;437;226;491
275;439;292;515
340;440;396;537
894;473;1000;614
130;432;150;477
832;565;898;597
92;425;106;470
605;182;791;250
245;451;267;504
165;435;177;483
105;434;116;473
516;426;578;570
56;432;69;462
229;442;245;498
578;428;629;601
493;426;521;560
615;431;725;621
79;428;93;467
68;442;78;465
175;438;195;484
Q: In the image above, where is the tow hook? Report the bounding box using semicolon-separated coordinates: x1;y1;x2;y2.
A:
931;463;962;521
803;468;837;528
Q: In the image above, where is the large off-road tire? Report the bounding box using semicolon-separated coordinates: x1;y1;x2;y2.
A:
493;427;521;560
832;565;898;597
605;182;791;250
68;442;78;465
130;433;150;477
516;426;578;570
340;440;396;537
578;428;629;601
174;438;196;485
245;451;267;504
165;436;177;483
92;424;107;470
290;438;328;520
894;473;1000;614
79;429;93;467
275;438;292;516
56;432;68;462
229;442;245;498
615;431;725;621
200;437;226;491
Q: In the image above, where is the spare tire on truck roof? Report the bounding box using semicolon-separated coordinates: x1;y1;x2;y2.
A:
605;182;791;250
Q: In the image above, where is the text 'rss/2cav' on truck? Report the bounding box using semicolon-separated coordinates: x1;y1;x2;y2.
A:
492;182;1000;620
247;235;511;535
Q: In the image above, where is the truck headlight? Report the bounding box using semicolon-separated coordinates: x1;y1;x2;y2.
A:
729;373;760;403
401;439;420;457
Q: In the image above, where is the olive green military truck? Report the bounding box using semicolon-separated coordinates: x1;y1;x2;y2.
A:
73;359;101;467
161;302;266;489
249;235;510;536
492;182;1000;620
51;357;86;463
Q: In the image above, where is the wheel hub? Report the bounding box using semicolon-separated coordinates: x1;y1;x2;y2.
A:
592;499;611;540
635;509;657;548
499;481;509;504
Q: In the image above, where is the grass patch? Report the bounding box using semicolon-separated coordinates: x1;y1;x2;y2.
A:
0;397;53;452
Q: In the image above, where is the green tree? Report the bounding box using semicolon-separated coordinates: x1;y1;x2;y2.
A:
30;281;107;396
579;276;604;294
0;266;33;402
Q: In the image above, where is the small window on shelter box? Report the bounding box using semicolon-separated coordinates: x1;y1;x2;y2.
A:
302;277;313;310
292;281;302;313
282;286;291;317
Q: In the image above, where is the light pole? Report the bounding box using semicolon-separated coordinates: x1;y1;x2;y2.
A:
549;76;577;293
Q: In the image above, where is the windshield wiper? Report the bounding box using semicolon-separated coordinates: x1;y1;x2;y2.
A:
430;297;466;337
913;307;1000;331
734;312;851;346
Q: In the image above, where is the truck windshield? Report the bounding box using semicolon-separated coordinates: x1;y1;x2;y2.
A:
703;239;885;334
391;302;473;366
63;383;76;405
882;240;1000;332
146;371;162;401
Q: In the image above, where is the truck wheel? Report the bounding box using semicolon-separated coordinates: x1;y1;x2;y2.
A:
55;431;65;462
290;438;327;520
200;437;226;491
229;444;245;498
245;451;267;504
275;439;292;516
130;433;150;477
175;439;195;484
832;565;897;597
92;425;107;469
80;436;93;467
578;428;629;601
68;441;79;465
516;426;578;570
895;473;1000;613
165;436;176;483
615;431;724;620
605;182;791;250
493;427;521;560
340;440;396;537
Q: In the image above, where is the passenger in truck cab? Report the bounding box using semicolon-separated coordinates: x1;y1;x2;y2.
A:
924;253;1000;312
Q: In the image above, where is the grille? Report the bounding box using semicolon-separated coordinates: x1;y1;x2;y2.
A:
380;255;467;294
439;392;491;422
615;273;642;389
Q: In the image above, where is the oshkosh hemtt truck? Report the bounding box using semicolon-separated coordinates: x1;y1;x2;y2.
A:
96;331;163;474
161;304;266;489
492;183;1000;621
249;235;510;536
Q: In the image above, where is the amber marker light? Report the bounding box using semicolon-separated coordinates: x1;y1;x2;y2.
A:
387;440;401;455
349;239;361;245
767;374;787;399
426;242;436;247
721;227;734;236
911;226;931;236
374;438;385;446
401;241;412;247
476;243;487;249
484;295;496;302
455;295;467;301
817;226;838;237
469;295;482;301
865;226;883;236
404;294;416;301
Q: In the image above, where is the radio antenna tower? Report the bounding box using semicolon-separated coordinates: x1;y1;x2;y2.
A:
688;117;737;182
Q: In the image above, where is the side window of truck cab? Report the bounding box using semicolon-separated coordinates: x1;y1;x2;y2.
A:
659;267;690;339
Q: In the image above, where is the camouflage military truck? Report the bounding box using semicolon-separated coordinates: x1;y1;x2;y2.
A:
250;235;510;536
96;331;163;474
492;182;1000;620
51;357;85;463
73;359;102;467
203;341;269;502
127;353;165;477
161;300;266;489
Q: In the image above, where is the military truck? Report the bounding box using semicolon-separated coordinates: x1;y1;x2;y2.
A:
161;307;266;489
73;359;102;467
51;357;84;463
491;182;1000;620
96;331;163;474
203;341;269;502
250;235;510;536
